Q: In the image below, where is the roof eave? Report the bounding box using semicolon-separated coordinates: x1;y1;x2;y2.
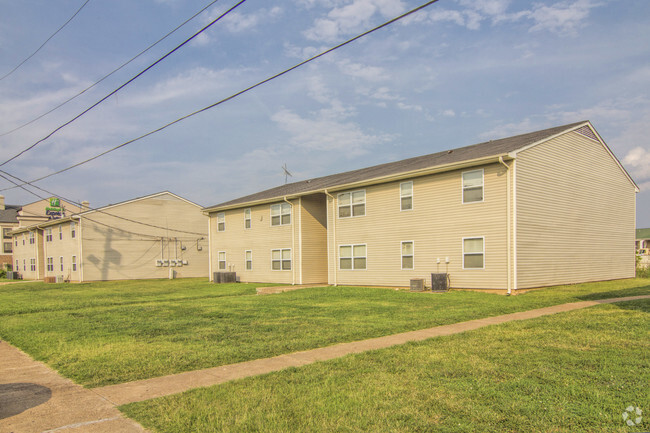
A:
203;153;514;214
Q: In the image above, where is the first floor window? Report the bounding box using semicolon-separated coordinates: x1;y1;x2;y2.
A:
72;256;77;272
217;213;225;232
245;250;252;270
60;257;64;272
270;203;291;226
15;260;19;270
271;248;291;270
463;237;484;269
401;241;414;269
47;257;54;272
462;169;484;203
400;182;413;211
23;259;26;271
218;251;226;270
32;258;37;271
338;190;365;218
339;244;367;270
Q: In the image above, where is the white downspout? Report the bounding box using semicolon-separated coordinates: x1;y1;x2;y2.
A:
512;159;518;292
79;218;84;282
298;196;303;285
207;215;213;282
283;197;295;285
324;190;337;286
499;157;512;295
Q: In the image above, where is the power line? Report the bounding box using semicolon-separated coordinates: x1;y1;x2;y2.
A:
0;0;441;193
0;0;247;168
0;0;92;82
0;0;222;138
0;170;207;237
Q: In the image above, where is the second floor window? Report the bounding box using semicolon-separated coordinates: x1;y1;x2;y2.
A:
462;169;484;203
338;190;365;218
29;232;35;244
244;208;251;229
217;213;225;232
45;228;52;242
400;182;413;211
71;222;76;238
270;203;291;226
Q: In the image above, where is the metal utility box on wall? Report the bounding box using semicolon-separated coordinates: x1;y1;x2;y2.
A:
409;278;425;291
431;273;449;292
213;271;237;283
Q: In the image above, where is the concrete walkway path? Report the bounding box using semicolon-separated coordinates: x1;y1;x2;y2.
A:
1;294;647;432
0;341;148;433
94;295;649;405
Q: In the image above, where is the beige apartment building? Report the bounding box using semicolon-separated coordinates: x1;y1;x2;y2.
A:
12;192;208;281
1;195;82;268
204;121;638;292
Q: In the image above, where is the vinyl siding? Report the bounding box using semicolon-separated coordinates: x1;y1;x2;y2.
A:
209;199;298;284
300;194;328;284
515;130;636;288
42;221;81;281
80;194;208;281
11;230;41;280
327;163;509;289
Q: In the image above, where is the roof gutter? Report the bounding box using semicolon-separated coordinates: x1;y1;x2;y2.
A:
203;154;514;214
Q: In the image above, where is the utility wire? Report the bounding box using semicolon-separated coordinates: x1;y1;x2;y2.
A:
0;0;247;168
0;0;222;138
0;0;441;192
0;170;207;237
0;0;92;82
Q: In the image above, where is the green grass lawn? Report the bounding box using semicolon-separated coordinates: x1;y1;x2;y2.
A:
0;278;648;387
121;299;650;433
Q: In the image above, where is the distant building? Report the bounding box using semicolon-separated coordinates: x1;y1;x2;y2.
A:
0;195;82;268
203;121;638;291
11;192;208;281
636;228;650;252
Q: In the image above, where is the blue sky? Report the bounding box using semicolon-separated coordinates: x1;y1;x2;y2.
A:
0;0;649;226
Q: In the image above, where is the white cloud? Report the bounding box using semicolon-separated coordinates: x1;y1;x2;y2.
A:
303;0;406;42
479;118;539;139
442;109;456;117
337;59;387;82
397;102;423;112
623;146;650;181
526;0;600;35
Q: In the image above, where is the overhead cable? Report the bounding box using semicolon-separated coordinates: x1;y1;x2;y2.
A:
0;0;441;192
0;0;222;138
0;0;247;167
0;0;92;82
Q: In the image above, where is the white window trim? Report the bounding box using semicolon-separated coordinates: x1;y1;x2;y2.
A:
270;203;291;227
60;256;64;272
72;255;77;272
337;189;366;219
338;243;367;271
400;181;413;211
45;228;52;242
244;208;252;230
71;222;76;238
46;257;54;272
217;251;227;270
462;168;484;204
462;236;485;270
271;248;292;271
401;240;414;270
59;226;63;240
245;250;252;270
216;213;226;232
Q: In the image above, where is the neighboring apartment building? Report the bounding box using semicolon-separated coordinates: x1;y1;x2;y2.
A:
203;121;638;292
12;192;208;281
636;228;650;252
0;195;82;268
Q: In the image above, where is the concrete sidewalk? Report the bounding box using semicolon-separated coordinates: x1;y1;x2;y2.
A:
0;341;148;433
1;294;647;432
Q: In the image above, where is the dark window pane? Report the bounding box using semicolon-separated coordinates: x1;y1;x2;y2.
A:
352;204;365;216
401;197;412;210
463;187;483;203
402;256;413;269
339;206;351;218
464;254;484;268
281;214;291;225
282;260;291;270
272;261;281;270
354;257;366;269
340;258;352;269
271;216;280;226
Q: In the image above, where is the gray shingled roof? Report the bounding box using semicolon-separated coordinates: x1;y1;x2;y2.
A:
205;121;588;210
0;205;21;223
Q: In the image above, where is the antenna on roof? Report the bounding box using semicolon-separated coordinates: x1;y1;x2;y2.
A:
282;163;293;184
